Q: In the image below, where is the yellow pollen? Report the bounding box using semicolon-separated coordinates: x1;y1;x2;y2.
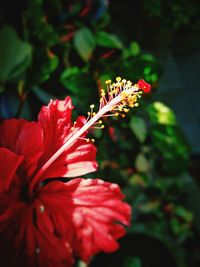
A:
105;80;111;84
91;139;95;143
98;120;103;124
90;104;95;108
39;205;45;213
116;77;121;82
101;125;105;129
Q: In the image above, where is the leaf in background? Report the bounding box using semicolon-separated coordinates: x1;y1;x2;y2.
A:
0;26;32;81
121;54;160;83
29;48;59;84
60;67;97;110
73;27;96;61
130;42;141;56
173;206;193;223
124;257;141;267
147;102;177;125
130;116;147;143
151;124;190;174
26;0;58;46
135;153;151;173
137;200;160;214
96;31;123;49
122;42;140;59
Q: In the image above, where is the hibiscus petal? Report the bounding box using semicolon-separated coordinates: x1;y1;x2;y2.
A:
68;178;131;262
0;119;43;178
0;195;74;267
37;181;75;241
37;97;98;181
42;142;98;178
38;96;74;164
0;147;23;193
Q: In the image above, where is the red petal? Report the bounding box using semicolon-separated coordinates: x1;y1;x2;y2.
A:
0;192;74;267
0;119;43;178
69;178;131;262
0;147;23;193
42;142;98;178
37;97;98;181
38;97;74;164
37;181;75;241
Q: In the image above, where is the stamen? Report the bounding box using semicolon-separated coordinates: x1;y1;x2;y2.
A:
71;121;77;131
29;77;151;193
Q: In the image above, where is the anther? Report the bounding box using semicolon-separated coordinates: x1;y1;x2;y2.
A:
39;205;45;213
35;248;40;254
116;77;121;82
105;80;111;84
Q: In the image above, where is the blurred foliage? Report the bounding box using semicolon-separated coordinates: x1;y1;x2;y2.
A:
143;0;200;30
0;0;200;267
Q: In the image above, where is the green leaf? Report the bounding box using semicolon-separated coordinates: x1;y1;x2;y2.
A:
73;28;96;61
60;67;97;110
147;102;177;125
130;42;140;56
151;124;190;174
0;26;32;81
135;153;150;173
138;201;160;214
29;49;59;84
96;31;123;49
130;116;147;142
60;67;80;82
124;257;141;267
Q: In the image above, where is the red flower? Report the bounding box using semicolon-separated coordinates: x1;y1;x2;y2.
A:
137;79;151;93
0;97;131;267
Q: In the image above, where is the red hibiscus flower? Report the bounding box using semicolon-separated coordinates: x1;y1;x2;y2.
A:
0;96;131;267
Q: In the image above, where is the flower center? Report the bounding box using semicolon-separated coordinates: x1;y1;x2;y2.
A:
21;184;34;202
